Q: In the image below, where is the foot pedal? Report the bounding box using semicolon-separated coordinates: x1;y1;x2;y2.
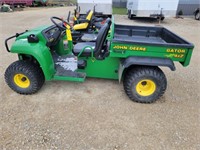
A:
78;60;87;69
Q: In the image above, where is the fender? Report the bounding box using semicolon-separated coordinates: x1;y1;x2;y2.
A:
10;40;55;80
118;56;176;82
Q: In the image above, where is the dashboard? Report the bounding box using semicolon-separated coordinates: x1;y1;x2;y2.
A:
42;25;61;47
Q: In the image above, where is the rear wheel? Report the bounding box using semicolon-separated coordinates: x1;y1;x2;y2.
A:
123;66;167;103
5;60;45;94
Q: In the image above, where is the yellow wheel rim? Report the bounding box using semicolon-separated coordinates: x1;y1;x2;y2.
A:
14;74;30;88
136;79;156;96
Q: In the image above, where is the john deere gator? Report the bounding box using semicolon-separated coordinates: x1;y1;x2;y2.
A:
4;17;194;103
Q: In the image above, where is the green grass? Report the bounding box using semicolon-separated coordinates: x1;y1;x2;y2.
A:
112;7;127;15
70;0;77;5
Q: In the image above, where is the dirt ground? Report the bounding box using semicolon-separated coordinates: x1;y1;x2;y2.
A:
0;7;200;150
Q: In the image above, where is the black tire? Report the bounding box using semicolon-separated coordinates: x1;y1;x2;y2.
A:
123;66;167;103
161;17;165;21
5;60;45;94
195;12;200;20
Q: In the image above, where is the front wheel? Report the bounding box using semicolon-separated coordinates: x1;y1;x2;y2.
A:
123;66;167;103
5;60;45;94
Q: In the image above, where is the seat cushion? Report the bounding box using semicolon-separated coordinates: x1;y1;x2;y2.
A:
81;33;97;42
73;42;95;57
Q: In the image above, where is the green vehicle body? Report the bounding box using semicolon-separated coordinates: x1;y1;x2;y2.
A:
8;17;193;82
4;17;194;103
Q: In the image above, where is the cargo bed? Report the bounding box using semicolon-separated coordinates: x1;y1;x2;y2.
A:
113;24;193;48
110;24;194;66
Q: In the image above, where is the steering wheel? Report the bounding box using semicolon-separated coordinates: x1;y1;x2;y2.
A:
51;16;72;30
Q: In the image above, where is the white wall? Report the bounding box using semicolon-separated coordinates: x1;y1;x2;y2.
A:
127;0;179;17
78;0;112;4
137;0;179;11
77;0;112;14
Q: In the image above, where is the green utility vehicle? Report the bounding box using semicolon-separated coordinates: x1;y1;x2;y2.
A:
4;17;194;103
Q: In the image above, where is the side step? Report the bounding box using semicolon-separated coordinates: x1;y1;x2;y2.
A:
53;74;85;82
52;52;86;82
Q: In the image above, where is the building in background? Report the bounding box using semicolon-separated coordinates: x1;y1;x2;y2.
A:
113;0;200;15
177;0;199;15
113;0;127;7
77;0;112;15
126;0;179;19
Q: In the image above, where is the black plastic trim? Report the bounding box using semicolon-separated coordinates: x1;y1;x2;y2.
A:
122;56;176;71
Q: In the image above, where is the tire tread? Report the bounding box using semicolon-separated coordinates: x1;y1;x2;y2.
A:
5;60;45;94
123;66;167;103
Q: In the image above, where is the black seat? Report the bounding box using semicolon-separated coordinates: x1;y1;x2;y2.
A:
80;18;112;42
73;18;111;57
81;33;97;42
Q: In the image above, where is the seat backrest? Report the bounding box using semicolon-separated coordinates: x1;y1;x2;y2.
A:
94;18;111;57
73;10;93;31
86;10;93;21
105;18;112;26
86;10;94;30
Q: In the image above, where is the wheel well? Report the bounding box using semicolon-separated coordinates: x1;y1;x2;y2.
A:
19;54;40;66
18;54;45;78
122;65;159;81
